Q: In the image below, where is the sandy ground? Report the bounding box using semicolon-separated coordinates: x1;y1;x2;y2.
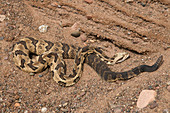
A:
0;0;169;112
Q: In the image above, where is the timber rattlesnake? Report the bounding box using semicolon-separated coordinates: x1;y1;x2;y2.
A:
13;37;163;86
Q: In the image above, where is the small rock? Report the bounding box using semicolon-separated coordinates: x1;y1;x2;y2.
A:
38;25;48;33
137;90;157;109
0;37;4;40
86;15;92;20
14;103;20;107
41;107;47;113
167;81;170;85
149;101;158;109
8;26;14;30
163;109;169;113
39;74;43;77
62;102;68;107
167;85;170;92
140;2;146;7
125;0;134;3
24;110;28;113
71;31;81;37
0;15;5;22
0;98;3;102
58;5;62;8
46;90;51;95
84;0;93;4
4;56;8;60
29;73;35;76
80;34;87;42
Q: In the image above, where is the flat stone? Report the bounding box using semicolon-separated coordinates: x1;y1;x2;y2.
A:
137;90;156;109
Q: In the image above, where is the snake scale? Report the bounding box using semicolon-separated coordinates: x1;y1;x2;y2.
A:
12;37;163;86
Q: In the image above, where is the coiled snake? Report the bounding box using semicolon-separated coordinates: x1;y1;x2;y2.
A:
12;37;163;86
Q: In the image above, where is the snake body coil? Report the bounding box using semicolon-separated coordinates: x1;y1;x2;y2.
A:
13;37;163;86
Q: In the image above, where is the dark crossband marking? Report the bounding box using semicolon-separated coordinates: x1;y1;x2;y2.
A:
26;37;38;52
38;55;46;64
17;41;28;49
20;59;25;68
15;50;27;56
27;61;38;71
62;43;70;59
44;40;54;51
47;52;58;62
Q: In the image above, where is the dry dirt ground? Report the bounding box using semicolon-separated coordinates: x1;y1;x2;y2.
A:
0;0;170;113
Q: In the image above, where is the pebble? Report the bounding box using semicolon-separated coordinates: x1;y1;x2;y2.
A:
46;90;51;95
167;85;170;92
41;107;47;113
125;0;134;3
149;101;158;109
24;110;28;113
14;103;20;107
0;37;4;40
86;15;92;20
167;81;170;85
71;31;81;37
137;90;156;108
163;109;169;113
4;56;8;60
0;15;6;22
140;2;146;7
38;25;48;33
0;98;3;102
84;0;93;4
62;102;68;107
8;26;14;30
80;34;87;42
39;74;43;77
29;73;35;76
